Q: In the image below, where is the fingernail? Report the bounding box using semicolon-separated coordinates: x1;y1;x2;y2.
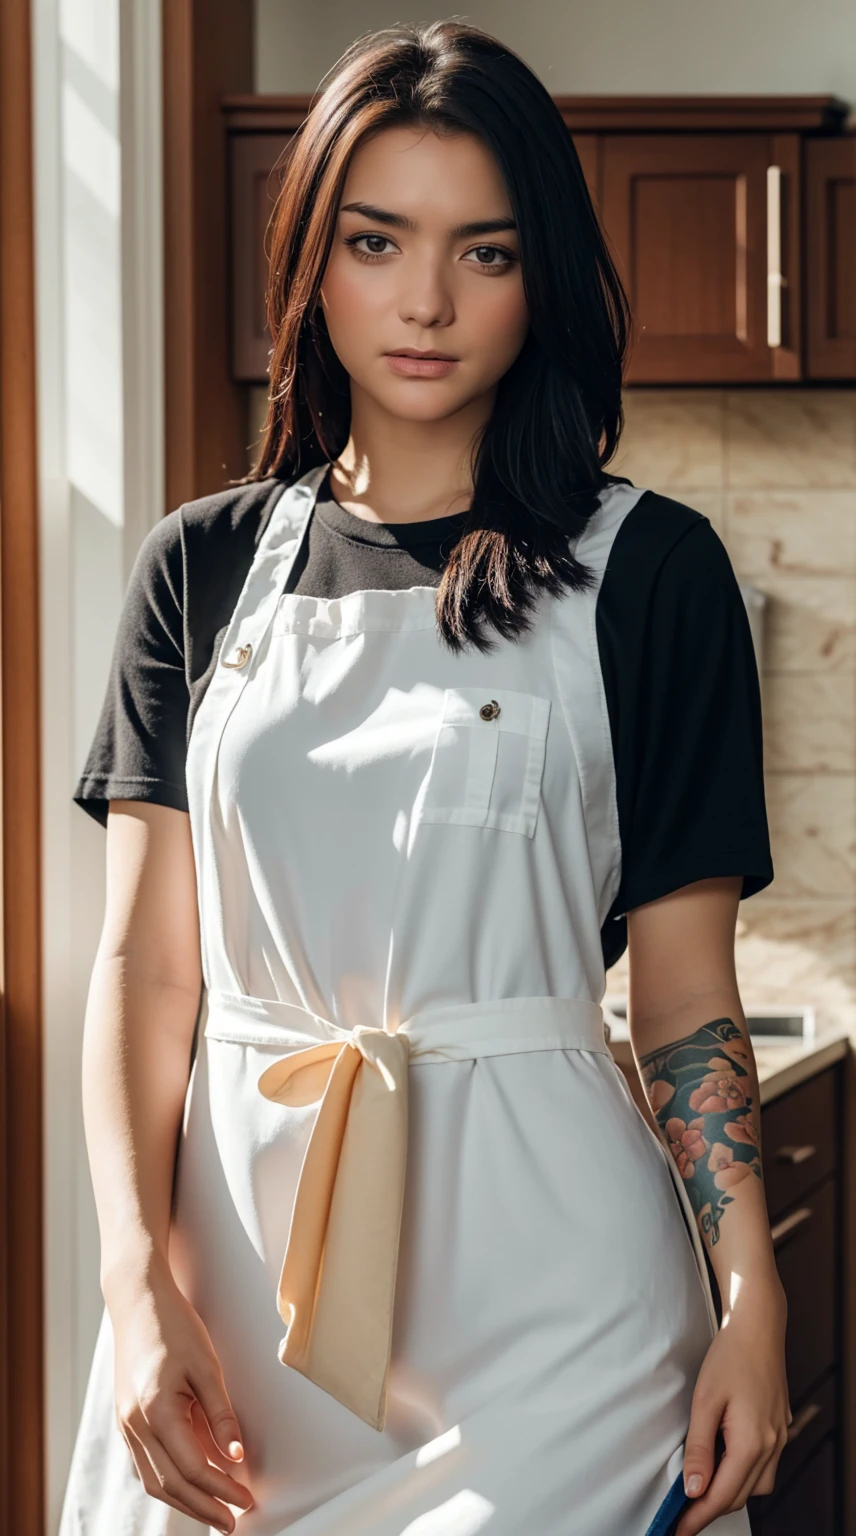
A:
228;1440;244;1460
685;1473;703;1496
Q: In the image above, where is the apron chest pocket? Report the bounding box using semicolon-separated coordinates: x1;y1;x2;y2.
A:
417;687;551;838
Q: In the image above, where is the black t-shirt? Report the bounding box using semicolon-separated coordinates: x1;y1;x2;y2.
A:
73;468;774;969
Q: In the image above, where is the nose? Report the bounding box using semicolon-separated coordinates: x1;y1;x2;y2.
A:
397;251;455;330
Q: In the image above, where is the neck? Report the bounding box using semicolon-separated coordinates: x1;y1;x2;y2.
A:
329;381;493;525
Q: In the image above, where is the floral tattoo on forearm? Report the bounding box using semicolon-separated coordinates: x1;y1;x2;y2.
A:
638;1017;762;1248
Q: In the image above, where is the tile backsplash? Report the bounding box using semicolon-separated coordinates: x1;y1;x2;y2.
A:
606;388;856;1035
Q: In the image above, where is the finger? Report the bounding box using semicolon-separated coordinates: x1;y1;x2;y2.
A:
117;1420;142;1480
124;1418;237;1534
189;1359;245;1461
726;1431;787;1509
136;1396;254;1511
676;1442;769;1536
190;1397;239;1474
750;1450;782;1500
681;1391;724;1500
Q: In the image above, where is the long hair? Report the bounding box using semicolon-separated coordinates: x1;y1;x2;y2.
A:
247;20;631;652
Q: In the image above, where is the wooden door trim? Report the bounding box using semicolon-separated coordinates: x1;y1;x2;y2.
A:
0;0;45;1530
162;0;254;510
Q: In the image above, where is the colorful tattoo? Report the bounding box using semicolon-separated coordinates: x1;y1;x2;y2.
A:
637;1017;762;1248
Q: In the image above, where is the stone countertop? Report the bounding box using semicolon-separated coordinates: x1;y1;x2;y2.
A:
605;1024;851;1107
750;1028;851;1105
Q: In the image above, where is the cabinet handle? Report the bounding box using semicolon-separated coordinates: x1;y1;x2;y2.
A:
775;1143;816;1166
767;165;784;348
786;1400;822;1444
770;1205;813;1248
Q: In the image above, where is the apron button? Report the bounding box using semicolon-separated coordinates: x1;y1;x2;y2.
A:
222;642;252;670
479;699;501;721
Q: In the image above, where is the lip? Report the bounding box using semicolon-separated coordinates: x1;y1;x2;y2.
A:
386;348;458;360
384;349;459;378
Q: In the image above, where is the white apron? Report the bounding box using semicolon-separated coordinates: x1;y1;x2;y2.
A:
60;465;750;1536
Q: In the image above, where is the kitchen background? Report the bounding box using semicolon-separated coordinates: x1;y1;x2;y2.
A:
25;0;856;1532
611;387;856;1032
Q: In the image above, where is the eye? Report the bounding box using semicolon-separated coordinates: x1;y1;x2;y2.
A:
463;245;517;273
344;232;518;273
344;233;397;262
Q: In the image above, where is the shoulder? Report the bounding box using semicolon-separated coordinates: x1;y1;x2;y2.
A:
111;478;289;694
177;476;288;573
179;477;291;685
604;486;713;575
593;488;750;735
128;477;283;586
599;487;737;622
128;478;287;649
178;475;286;542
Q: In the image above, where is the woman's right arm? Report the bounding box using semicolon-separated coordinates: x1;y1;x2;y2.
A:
82;800;254;1534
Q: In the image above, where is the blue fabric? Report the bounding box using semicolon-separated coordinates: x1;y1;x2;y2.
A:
644;1467;690;1535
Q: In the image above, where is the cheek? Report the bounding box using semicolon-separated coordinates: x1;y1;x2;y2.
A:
468;277;529;358
321;256;385;351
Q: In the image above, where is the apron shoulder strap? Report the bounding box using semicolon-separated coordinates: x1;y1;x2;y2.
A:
549;480;649;933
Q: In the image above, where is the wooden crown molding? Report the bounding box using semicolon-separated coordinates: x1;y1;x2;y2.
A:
222;92;851;136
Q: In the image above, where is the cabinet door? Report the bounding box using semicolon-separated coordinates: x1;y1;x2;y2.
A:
772;1176;838;1405
806;136;856;378
601;134;801;383
230;132;293;382
761;1065;838;1223
572;133;600;211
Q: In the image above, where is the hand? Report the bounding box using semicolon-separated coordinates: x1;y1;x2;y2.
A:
675;1277;791;1536
108;1257;255;1534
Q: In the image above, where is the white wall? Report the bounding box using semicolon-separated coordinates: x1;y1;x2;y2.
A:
255;0;856;102
32;0;164;1527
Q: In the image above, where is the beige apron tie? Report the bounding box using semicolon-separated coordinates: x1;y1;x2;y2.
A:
256;1026;412;1431
205;988;608;1432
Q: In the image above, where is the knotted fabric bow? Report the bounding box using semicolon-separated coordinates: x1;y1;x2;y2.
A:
256;1026;411;1431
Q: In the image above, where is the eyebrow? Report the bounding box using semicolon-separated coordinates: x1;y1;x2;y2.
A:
339;201;517;239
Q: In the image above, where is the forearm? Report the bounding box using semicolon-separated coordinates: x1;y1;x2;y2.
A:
632;995;782;1317
82;952;200;1307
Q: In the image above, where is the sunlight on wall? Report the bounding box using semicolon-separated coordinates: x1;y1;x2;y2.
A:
59;0;123;527
59;0;118;89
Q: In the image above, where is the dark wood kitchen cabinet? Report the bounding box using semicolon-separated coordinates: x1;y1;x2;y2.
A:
806;135;856;379
609;1046;847;1534
746;1063;844;1535
600;133;802;384
221;95;854;388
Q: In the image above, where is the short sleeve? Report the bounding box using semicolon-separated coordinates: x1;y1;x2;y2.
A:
73;513;190;827
608;515;774;922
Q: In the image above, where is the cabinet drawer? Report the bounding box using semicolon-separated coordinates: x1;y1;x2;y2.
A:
773;1177;838;1406
761;1066;838;1223
748;1434;838;1536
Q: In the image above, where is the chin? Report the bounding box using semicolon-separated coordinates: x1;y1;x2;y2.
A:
367;387;464;422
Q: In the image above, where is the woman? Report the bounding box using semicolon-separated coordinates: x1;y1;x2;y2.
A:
61;21;789;1536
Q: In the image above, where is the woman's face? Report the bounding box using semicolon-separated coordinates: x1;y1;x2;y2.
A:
318;125;529;424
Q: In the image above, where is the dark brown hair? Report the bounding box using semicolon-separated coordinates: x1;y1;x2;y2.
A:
248;20;631;652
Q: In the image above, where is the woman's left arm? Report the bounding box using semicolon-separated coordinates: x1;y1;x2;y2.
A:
627;874;792;1536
